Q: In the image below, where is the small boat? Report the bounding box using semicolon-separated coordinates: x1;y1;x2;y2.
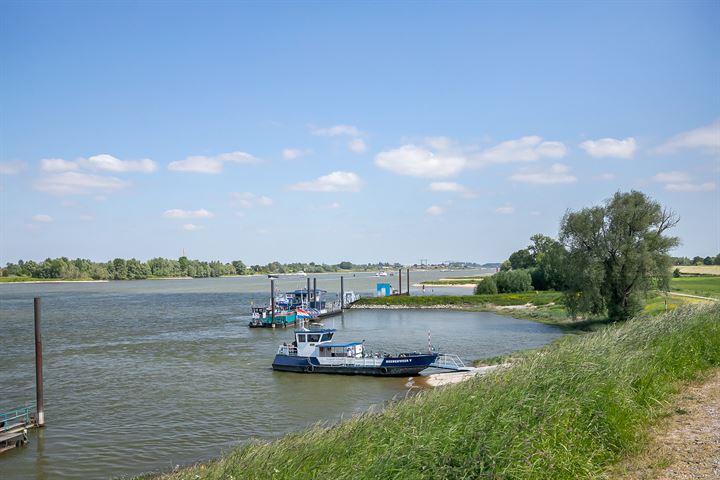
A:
272;328;438;376
374;271;388;277
249;309;297;328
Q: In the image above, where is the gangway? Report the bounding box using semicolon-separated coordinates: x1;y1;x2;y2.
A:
429;354;474;371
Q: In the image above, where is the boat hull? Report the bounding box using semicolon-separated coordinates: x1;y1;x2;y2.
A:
272;353;438;377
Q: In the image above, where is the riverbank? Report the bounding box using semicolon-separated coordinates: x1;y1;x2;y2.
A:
141;304;720;480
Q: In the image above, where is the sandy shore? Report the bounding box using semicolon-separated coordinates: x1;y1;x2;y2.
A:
412;364;509;388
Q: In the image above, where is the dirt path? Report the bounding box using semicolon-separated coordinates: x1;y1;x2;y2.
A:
615;369;720;479
668;291;719;302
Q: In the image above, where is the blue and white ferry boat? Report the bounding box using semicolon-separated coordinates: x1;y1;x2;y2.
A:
272;328;438;376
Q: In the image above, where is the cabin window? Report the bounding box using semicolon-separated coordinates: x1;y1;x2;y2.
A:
307;334;321;343
325;332;334;341
297;334;306;343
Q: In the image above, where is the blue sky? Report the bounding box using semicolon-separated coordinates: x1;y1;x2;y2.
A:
1;1;718;265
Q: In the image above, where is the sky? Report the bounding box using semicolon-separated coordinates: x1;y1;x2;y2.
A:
1;1;718;265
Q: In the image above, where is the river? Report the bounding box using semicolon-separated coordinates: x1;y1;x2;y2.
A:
0;271;563;479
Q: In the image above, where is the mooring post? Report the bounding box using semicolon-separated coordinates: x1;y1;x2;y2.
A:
270;279;275;322
306;277;311;308
398;268;402;295
34;297;45;427
313;277;317;307
406;268;410;296
340;276;345;310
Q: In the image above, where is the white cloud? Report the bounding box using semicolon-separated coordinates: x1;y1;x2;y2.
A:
282;148;310;160
168;151;258;174
0;160;26;175
495;206;515;215
653;171;691;183
182;223;203;231
327;202;341;209
41;158;80;172
656;121;720;154
652;171;716;192
347;138;367;153
593;173;616;181
34;172;128;195
579;137;637;158
509;163;577;185
311;125;363;137
162;208;214;219
231;192;274;208
83;154;158;173
290;171;364;192
426;205;444;216
425;136;453;150
475;136;567;165
429;181;477;197
665;182;716;192
375;145;466;178
32;214;52;222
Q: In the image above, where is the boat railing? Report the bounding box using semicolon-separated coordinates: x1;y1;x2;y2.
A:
0;405;33;432
320;356;383;367
277;345;298;356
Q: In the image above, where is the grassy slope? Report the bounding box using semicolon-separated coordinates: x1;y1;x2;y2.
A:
670;275;720;299
147;304;720;480
354;291;562;307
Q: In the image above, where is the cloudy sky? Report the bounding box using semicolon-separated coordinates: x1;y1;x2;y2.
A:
1;2;718;265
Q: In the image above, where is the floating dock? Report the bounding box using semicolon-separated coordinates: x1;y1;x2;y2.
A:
0;405;35;454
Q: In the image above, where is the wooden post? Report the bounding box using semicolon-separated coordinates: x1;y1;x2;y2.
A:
34;297;45;427
340;276;345;310
270;279;275;323
406;268;410;295
398;268;402;295
313;277;317;307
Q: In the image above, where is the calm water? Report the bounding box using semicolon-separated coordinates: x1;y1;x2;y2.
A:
0;272;562;479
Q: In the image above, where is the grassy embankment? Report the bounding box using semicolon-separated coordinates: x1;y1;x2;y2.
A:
419;276;488;286
145;304;720;480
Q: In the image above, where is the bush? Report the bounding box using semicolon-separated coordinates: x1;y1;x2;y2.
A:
495;269;533;293
673;267;681;278
474;276;498;294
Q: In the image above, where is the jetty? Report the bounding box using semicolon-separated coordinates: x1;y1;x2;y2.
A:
1;297;45;454
0;405;36;453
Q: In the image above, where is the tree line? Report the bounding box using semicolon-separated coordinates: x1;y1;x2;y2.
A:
0;258;405;281
477;190;689;323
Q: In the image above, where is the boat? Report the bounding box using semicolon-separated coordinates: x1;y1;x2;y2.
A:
374;271;388;277
342;290;361;305
272;328;438;376
248;308;297;328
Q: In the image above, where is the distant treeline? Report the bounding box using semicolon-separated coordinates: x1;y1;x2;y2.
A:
671;255;720;266
0;258;408;280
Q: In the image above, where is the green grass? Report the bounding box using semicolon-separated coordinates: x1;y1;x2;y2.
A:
670;275;720;299
144;304;720;480
419;276;486;285
354;291;562;308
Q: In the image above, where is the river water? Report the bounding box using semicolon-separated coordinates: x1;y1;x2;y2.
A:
0;271;562;479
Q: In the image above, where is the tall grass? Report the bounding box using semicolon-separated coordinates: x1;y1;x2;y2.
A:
354;291;561;307
148;304;720;480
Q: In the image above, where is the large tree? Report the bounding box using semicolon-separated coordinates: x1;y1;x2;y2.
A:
559;191;679;322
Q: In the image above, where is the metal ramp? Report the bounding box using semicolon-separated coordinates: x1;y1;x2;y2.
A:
429;354;473;371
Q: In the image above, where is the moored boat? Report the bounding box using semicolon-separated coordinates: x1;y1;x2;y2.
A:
272;328;438;376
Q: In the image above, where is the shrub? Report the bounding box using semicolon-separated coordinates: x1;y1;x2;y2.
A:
474;276;498;294
495;269;533;293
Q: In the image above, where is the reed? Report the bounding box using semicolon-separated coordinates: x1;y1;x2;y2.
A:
146;304;720;480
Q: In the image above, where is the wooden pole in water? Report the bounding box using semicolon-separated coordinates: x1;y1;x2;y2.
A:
313;277;317;307
34;297;45;427
398;268;402;296
270;279;275;322
340;276;345;310
406;268;410;295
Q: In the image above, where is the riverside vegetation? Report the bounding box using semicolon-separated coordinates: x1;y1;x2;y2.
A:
145;304;720;480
